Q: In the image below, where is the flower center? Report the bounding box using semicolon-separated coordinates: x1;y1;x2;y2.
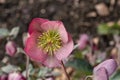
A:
37;30;62;55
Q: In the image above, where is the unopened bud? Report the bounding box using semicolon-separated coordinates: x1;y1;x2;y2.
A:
77;34;89;50
5;41;17;56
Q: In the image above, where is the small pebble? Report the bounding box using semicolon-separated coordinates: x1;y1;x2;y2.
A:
95;3;109;16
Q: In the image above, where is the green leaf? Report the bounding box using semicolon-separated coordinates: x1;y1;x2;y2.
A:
97;23;120;35
66;58;93;79
110;70;120;80
0;70;3;75
74;50;84;59
0;28;9;38
97;24;110;35
22;64;34;77
1;64;21;73
9;26;20;39
74;47;90;59
38;67;52;77
111;23;120;29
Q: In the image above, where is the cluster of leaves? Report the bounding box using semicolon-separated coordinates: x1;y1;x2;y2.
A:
0;27;19;39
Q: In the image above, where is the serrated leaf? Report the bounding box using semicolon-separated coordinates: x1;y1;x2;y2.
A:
1;64;20;73
9;26;20;39
0;28;9;38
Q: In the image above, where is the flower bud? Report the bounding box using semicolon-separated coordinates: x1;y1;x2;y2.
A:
5;41;17;57
77;34;89;50
8;72;26;80
94;59;117;76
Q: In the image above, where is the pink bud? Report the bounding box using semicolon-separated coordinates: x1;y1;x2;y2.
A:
93;67;108;80
0;74;8;80
5;41;17;56
77;34;89;50
94;59;117;76
8;72;26;80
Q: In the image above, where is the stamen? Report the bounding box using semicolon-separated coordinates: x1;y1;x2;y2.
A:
37;30;62;56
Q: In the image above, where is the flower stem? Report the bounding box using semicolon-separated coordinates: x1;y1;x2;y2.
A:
73;44;79;50
26;55;29;79
61;61;70;80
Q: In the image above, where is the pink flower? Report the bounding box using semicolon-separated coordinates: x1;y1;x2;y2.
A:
8;72;26;80
77;34;89;50
93;59;117;80
5;41;17;57
24;18;74;67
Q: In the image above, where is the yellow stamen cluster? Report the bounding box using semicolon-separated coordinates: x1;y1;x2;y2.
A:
37;30;62;55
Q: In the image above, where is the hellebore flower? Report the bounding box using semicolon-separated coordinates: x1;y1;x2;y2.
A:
24;18;74;67
5;41;17;57
8;72;26;80
93;59;118;80
77;34;89;50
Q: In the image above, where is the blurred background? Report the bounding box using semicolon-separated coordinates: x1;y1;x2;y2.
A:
0;0;120;80
1;0;120;36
